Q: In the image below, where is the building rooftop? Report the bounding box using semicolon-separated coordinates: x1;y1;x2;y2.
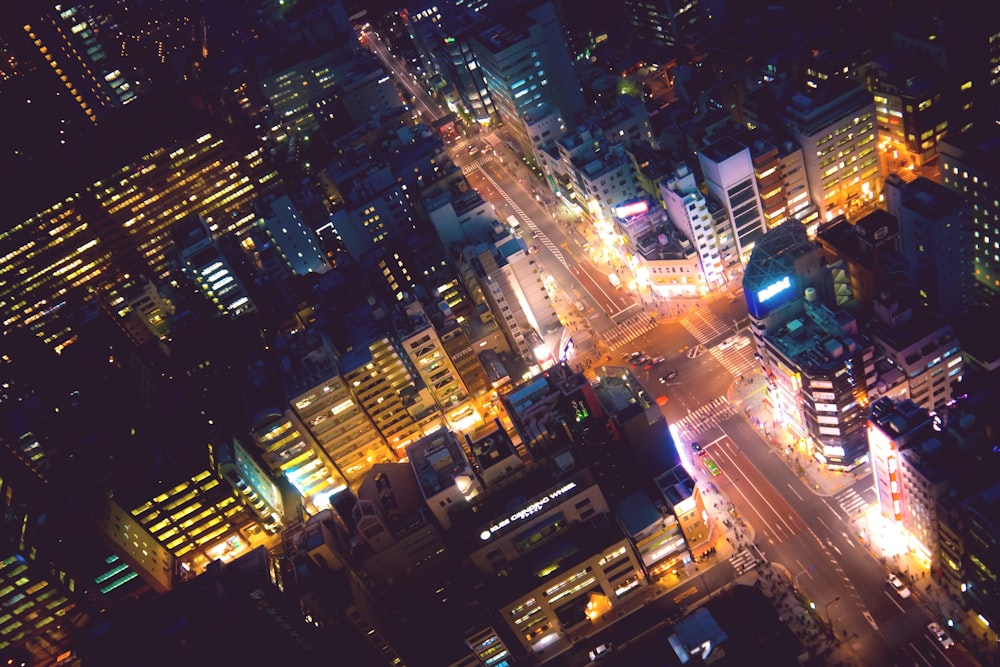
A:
896;176;965;221
406;430;476;500
768;301;867;375
700;136;747;163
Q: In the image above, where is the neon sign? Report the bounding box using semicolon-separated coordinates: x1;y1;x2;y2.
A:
614;200;649;218
756;275;792;303
479;482;578;540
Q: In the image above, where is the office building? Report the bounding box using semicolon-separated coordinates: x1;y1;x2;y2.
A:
885;175;976;321
0;119;277;351
21;4;135;125
397;299;475;426
774;80;880;222
871;314;963;412
699;136;767;267
962;481;1000;630
99;273;175;346
461;222;560;364
624;0;712;51
344;463;448;586
257;196;330;276
761;292;876;469
470;0;585;162
867;398;935;525
407;8;498;126
173;215;256;318
93;450;261;592
614;199;704;297
337;301;444;455
938;128;1000;309
814;210;901;311
747;135;815;231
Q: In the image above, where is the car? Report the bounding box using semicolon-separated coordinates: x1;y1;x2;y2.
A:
468;145;480;155
650;356;665;366
717;335;750;351
659;370;678;382
692;442;705;456
927;622;955;649
887;573;911;598
588;643;614;661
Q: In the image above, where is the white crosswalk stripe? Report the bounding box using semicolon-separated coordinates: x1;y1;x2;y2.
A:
729;547;761;575
835;489;871;516
671;396;737;438
709;345;759;379
474;166;569;269
680;309;731;344
602;313;657;350
461;155;494;174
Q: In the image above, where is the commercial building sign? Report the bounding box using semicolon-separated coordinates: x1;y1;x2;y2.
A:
756;275;792;303
614;200;649;218
480;482;578;540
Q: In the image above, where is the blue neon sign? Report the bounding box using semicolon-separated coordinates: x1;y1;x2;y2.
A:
756;275;792;303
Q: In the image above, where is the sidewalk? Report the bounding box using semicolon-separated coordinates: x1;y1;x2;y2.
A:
727;374;855;497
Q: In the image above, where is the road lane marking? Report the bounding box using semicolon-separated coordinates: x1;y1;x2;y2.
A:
716;438;798;536
674;586;698;603
787;483;803;500
841;531;856;547
884;590;905;612
863;610;879;630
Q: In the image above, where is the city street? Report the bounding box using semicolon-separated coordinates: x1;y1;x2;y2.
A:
366;30;984;667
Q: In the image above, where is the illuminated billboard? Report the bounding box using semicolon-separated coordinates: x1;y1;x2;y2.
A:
756;275;792;303
614;200;649;218
746;274;797;319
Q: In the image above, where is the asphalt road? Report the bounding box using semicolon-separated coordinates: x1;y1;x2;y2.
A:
365;35;976;667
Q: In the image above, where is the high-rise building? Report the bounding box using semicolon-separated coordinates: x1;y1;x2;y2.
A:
624;0;712;51
470;0;585;161
938;128;1000;309
885;175;976;321
173;215;257;319
774;80;881;222
280;327;392;487
21;4;136;125
0;117;278;351
698;136;766;268
661;163;734;289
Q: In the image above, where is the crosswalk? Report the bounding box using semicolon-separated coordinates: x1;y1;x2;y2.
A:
461;155;494;175
729;546;762;576
709;344;759;379
602;313;657;350
834;488;872;517
671;396;737;438
475;167;569;269
680;309;731;344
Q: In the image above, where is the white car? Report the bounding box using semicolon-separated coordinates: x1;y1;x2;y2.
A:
589;643;614;661
717;335;749;351
927;622;955;649
887;573;911;598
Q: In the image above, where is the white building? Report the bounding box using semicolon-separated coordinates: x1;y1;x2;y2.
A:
661;163;733;289
698;136;766;267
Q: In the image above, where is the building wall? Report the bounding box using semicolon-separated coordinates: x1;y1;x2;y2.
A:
500;539;645;652
93;496;176;594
